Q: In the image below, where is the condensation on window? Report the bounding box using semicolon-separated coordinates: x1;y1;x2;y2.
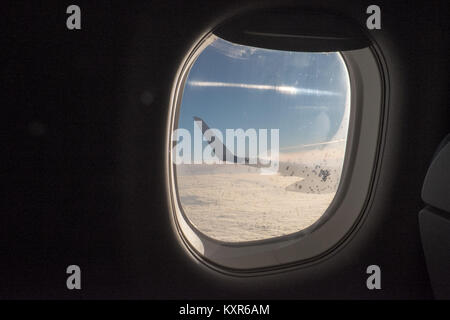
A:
173;36;351;242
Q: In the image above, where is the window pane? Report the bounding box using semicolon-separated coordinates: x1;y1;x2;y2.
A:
173;36;350;242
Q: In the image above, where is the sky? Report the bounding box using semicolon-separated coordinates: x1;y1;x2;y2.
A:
177;37;350;153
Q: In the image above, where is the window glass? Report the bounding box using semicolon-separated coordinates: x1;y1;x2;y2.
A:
173;36;350;242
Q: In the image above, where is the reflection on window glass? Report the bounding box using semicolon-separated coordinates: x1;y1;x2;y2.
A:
173;36;350;242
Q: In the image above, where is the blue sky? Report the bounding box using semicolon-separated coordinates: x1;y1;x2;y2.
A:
177;37;349;152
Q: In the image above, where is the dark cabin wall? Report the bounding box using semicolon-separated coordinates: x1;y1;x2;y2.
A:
2;0;449;299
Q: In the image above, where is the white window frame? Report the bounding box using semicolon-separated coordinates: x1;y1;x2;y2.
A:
166;32;387;273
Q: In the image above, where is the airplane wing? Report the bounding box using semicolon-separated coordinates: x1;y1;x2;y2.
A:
193;116;341;194
193;116;272;168
278;161;341;194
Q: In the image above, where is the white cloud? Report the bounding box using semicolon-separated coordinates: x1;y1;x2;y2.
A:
280;139;346;151
210;39;258;60
188;81;339;96
288;105;331;111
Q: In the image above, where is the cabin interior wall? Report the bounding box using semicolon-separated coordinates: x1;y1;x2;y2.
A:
2;0;450;299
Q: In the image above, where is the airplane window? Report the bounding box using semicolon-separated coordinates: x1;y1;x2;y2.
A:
172;36;351;242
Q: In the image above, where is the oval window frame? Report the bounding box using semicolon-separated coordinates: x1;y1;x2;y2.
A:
166;29;387;273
